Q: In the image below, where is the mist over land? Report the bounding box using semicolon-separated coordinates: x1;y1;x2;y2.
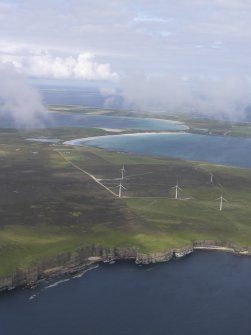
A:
2;77;251;129
0;67;47;128
2;70;251;128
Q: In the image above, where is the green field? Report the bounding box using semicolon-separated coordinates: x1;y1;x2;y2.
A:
0;127;251;277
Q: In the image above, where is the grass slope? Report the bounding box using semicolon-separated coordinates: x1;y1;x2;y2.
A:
0;127;251;276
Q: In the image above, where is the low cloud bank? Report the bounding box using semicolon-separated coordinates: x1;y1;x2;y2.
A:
0;66;47;128
101;74;251;121
0;51;119;82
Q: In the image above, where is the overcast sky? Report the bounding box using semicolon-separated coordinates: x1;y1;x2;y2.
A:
1;0;251;119
1;0;250;80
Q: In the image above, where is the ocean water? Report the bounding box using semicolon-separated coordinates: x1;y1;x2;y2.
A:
0;112;187;131
48;113;188;131
39;86;106;107
1;252;251;335
68;132;251;168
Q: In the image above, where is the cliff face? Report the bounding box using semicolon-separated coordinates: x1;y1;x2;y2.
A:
193;240;251;255
136;250;174;264
174;246;194;258
0;246;138;292
0;245;191;292
1;241;251;292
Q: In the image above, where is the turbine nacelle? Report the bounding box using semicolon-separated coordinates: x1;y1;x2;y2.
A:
120;164;126;180
171;182;183;199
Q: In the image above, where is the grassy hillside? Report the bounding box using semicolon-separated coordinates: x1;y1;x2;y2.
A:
0;127;251;276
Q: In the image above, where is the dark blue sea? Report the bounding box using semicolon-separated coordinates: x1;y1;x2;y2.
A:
1;252;251;335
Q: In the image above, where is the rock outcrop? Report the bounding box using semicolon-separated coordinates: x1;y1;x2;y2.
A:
0;246;139;292
135;250;174;264
1;241;251;292
174;246;193;258
193;240;251;255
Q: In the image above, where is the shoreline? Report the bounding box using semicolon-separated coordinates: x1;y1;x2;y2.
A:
63;131;188;146
63;132;251;170
1;240;251;293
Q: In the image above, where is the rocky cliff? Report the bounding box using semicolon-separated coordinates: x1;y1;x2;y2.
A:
0;241;251;292
0;246;138;292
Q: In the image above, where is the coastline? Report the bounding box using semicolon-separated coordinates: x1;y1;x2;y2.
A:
1;240;251;293
63;132;251;170
63;131;189;146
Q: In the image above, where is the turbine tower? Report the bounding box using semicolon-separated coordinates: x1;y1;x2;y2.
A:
209;173;214;183
216;194;227;211
172;182;182;200
118;181;126;198
120;164;126;180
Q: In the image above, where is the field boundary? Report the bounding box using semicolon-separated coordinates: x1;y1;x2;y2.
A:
55;150;119;197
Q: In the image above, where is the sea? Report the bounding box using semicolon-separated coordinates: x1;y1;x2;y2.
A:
2;84;251;168
3;108;251;168
66;132;251;169
47;113;188;131
1;252;251;335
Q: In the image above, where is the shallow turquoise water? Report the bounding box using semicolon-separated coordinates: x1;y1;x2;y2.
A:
68;132;251;168
1;113;187;131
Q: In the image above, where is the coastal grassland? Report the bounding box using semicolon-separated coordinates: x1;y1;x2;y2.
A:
124;195;251;250
1;127;251;277
122;159;251;250
174;117;251;138
49;105;251;138
228;124;251;138
0;225;140;277
48;105;118;115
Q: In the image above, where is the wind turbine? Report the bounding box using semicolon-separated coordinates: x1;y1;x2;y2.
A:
216;194;227;211
120;164;126;180
172;181;182;200
209;172;214;183
118;181;126;198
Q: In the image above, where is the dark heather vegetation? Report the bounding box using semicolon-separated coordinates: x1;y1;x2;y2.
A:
1;126;251;277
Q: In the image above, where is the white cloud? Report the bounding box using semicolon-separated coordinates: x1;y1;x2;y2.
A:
0;65;47;128
132;16;172;23
99;87;118;96
120;74;251;120
0;0;251;119
1;0;251;78
0;50;119;81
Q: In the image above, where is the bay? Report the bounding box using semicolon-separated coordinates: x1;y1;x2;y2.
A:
67;132;251;168
0;112;187;131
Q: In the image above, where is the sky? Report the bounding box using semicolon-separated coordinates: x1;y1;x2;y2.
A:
1;0;251;120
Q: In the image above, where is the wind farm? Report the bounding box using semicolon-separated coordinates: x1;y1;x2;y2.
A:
2;0;251;333
1;125;251;280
